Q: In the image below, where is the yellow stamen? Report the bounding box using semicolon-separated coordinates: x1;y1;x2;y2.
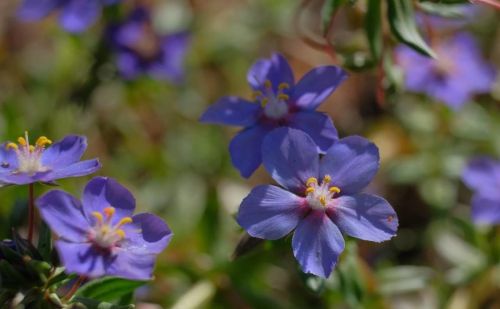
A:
116;217;132;228
92;212;103;223
306;177;318;186
261;98;269;107
329;186;341;194
103;207;115;220
6;143;18;150
323;175;331;183
264;80;272;89
17;137;27;147
29;145;35;152
115;229;126;239
252;91;263;101
277;94;289;101
36;136;52;147
319;196;327;206
278;82;290;90
305;187;315;194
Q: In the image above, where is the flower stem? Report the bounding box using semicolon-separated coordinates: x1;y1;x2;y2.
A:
27;183;35;244
63;275;86;301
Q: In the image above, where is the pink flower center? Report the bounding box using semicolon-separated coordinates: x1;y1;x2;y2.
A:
5;131;52;174
304;175;341;210
252;80;290;120
88;206;133;250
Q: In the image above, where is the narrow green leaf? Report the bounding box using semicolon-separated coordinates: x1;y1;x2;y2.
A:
75;277;145;302
37;221;52;262
321;0;344;35
365;0;382;60
387;0;435;57
418;2;470;18
72;297;134;309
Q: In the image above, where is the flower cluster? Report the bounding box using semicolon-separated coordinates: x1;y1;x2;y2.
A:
201;54;398;277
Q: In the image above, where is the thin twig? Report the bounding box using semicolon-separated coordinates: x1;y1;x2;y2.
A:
27;183;35;244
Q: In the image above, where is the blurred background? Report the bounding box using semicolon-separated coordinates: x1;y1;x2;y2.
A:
0;0;499;308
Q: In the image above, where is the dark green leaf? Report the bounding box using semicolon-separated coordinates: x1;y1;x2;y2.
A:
72;297;135;309
387;0;435;57
365;0;382;61
75;277;145;302
37;221;52;262
232;232;265;260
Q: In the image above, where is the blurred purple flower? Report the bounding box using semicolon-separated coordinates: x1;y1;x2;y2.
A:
397;33;496;109
237;128;398;278
0;132;100;185
36;176;172;280
200;53;347;178
462;157;500;224
17;0;120;33
107;8;190;82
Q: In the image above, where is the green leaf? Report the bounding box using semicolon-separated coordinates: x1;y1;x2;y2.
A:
76;277;145;302
365;0;382;60
418;2;470;18
72;297;134;309
387;0;435;57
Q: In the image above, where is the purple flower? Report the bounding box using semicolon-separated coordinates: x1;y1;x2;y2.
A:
36;177;172;280
0;132;100;185
396;33;496;109
107;7;190;82
17;0;120;33
200;53;347;178
462;157;500;224
237;128;398;278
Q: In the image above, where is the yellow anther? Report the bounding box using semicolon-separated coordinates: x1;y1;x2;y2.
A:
6;143;18;150
305;187;315;194
17;137;27;146
29;145;35;152
116;217;133;228
264;80;272;89
319;196;327;206
261;98;269;107
252;91;263;101
306;177;318;186
103;207;115;220
277;94;289;101
92;211;103;223
36;136;52;147
329;186;341;194
323;175;331;183
278;82;290;90
115;229;126;239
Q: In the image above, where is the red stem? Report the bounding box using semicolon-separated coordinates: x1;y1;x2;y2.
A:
63;275;86;301
27;183;35;244
471;0;500;10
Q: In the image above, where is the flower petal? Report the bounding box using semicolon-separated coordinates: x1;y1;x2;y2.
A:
462;157;500;199
59;0;101;33
247;53;294;91
36;190;90;242
123;213;172;254
237;185;307;240
16;0;61;21
55;241;109;278
291;66;347;111
262;128;319;194
42;159;101;182
0;172;50;185
287;111;338;152
292;211;345;278
329;194;398;242
0;144;19;174
148;32;190;83
320;136;379;195
115;52;143;80
82;177;136;225
229;125;271;178
471;194;500;225
41;135;88;168
200;96;261;127
105;250;157;280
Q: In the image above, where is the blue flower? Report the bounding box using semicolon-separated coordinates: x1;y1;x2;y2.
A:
17;0;120;33
397;33;496;109
462;157;500;224
107;7;190;82
0;132;100;185
200;53;347;178
237;128;398;278
36;177;172;280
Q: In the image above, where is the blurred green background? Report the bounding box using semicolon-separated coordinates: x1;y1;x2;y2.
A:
0;0;499;308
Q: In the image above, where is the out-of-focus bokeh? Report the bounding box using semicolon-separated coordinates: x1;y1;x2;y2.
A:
0;0;499;308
